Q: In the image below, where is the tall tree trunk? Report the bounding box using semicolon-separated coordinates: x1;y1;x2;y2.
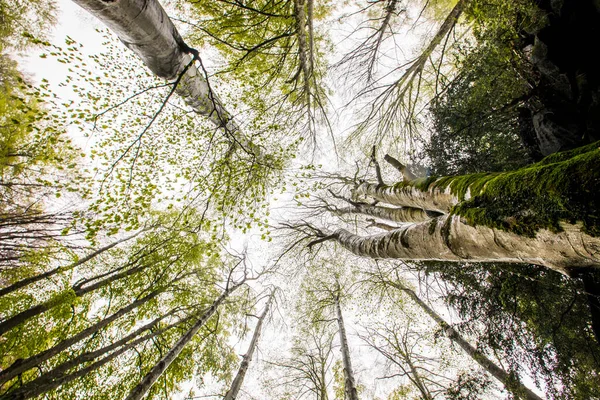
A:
388;281;543;400
71;0;258;155
0;253;168;336
330;214;600;275
334;292;359;400
0;230;145;298
337;204;432;223
224;291;273;400
0;288;165;385
125;281;244;400
355;181;455;213
0;318;185;400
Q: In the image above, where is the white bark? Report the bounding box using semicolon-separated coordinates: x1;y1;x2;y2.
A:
71;0;258;155
337;204;432;223
224;291;273;400
334;294;359;400
333;215;600;275
355;181;456;213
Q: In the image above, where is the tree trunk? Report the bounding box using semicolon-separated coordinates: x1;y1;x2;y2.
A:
331;215;600;275
224;291;273;400
0;254;164;336
334;293;359;400
71;0;258;155
125;281;244;400
337;204;432;223
0;230;145;298
389;281;543;400
355;181;455;213
0;289;163;385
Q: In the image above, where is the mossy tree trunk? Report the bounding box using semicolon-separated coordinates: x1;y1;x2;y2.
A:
336;142;600;275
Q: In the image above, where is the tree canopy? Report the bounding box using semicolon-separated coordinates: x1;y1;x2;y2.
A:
1;0;599;399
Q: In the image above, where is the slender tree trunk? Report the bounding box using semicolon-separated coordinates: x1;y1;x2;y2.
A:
0;289;164;385
293;0;313;122
0;255;164;336
71;0;258;155
0;230;145;298
355;181;455;213
224;291;273;400
389;282;544;400
330;215;600;275
334;293;359;400
125;281;244;400
0;318;185;400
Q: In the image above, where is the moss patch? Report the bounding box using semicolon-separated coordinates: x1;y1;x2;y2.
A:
448;142;600;237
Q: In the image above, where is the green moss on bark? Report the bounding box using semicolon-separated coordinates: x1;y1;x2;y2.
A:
448;143;600;237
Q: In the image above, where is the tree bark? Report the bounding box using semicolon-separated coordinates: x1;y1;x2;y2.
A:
224;291;273;400
330;215;600;275
71;0;258;155
355;181;455;214
388;281;543;400
337;204;431;223
334;292;359;400
125;281;244;400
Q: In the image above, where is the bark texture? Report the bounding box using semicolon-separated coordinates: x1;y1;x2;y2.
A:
337;203;432;224
355;181;456;214
332;215;600;275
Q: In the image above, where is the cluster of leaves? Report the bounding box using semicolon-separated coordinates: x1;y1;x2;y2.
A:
420;0;546;174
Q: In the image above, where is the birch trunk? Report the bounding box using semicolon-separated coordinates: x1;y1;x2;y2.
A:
337;204;432;223
0;230;144;298
224;291;273;400
125;282;244;400
332;215;600;275
334;294;359;400
391;282;543;400
71;0;258;155
355;181;456;213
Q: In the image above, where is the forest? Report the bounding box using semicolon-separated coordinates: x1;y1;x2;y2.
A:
0;0;599;398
